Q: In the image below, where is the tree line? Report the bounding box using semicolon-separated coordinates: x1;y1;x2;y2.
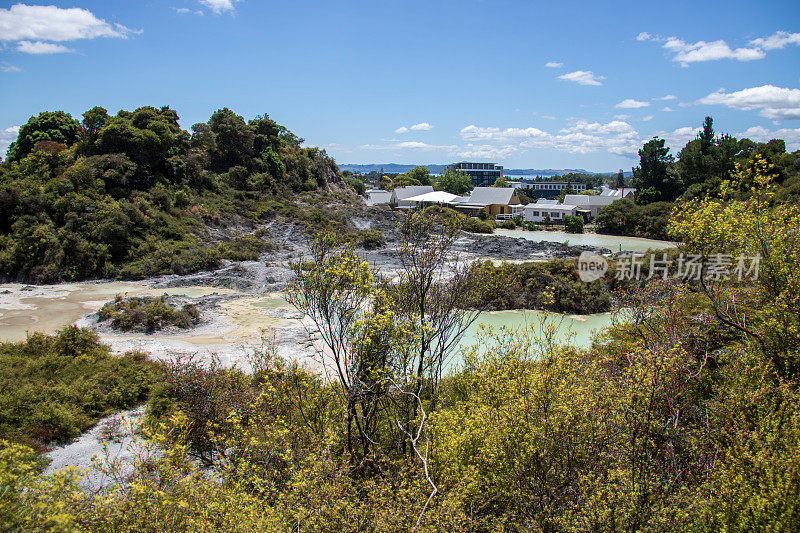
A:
596;117;800;239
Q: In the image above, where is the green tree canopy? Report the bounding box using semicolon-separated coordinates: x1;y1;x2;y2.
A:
401;166;432;186
435;168;472;195
7;111;80;162
492;175;509;188
208;108;254;172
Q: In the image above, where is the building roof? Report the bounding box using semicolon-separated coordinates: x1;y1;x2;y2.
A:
404;191;460;204
535;198;559;205
563;194;617;207
524;203;578;212
391;185;434;201
599;186;637;198
365;190;392;205
465;187;517;206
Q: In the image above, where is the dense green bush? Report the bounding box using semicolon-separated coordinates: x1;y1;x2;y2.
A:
463;217;495;234
356;229;385;249
474;259;611;313
564;214;584;233
497;219;516;230
595;198;673;239
0;326;162;448
0;106;341;283
98;295;200;332
217;233;275;262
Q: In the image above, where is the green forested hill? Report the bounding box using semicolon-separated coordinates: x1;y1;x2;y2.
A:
0;106;343;283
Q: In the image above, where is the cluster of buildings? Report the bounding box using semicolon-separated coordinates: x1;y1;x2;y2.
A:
363;161;635;225
367;183;634;224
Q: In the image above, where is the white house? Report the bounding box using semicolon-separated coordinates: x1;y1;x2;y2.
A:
523;198;579;223
563;187;636;219
390;186;435;209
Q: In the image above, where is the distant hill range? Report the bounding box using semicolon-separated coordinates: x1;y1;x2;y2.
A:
340;163;631;177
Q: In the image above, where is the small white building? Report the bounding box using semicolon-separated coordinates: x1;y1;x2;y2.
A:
523;199;578;223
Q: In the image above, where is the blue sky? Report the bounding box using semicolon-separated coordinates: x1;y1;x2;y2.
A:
1;0;799;172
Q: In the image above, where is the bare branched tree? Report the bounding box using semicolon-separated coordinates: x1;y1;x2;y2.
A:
393;209;485;389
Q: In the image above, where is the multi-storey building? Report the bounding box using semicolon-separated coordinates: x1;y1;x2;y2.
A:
528;181;587;198
449;162;504;187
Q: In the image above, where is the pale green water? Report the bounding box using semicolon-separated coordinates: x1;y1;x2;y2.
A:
495;229;676;253
459;309;612;351
440;309;614;372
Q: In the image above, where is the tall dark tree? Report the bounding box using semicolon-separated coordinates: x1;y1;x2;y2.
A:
632;137;680;203
616;169;625;188
700;116;715;155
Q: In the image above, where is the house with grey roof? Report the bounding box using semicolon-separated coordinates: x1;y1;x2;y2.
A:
563;187;636;218
390;186;434;209
365;189;392;206
451;187;522;218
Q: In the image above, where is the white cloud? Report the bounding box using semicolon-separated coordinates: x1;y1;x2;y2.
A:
748;31;800;51
174;7;204;15
16;40;73;54
455;144;518;160
360;140;457;153
0;126;20;157
636;32;651;41
461;120;642;157
657;94;677;100
653;126;701;149
615;98;650;109
613;114;630;120
641;115;654;121
395;122;433;133
0;4;133;42
697;85;800;120
737;125;800;149
557;70;604;86
661;106;675;112
0;62;21;72
665;37;765;66
643;31;800;66
199;0;239;14
395;141;436;149
561;120;637;136
545;61;563;68
460;125;550;143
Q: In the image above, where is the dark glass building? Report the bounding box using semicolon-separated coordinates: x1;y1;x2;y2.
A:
449;162;504;187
